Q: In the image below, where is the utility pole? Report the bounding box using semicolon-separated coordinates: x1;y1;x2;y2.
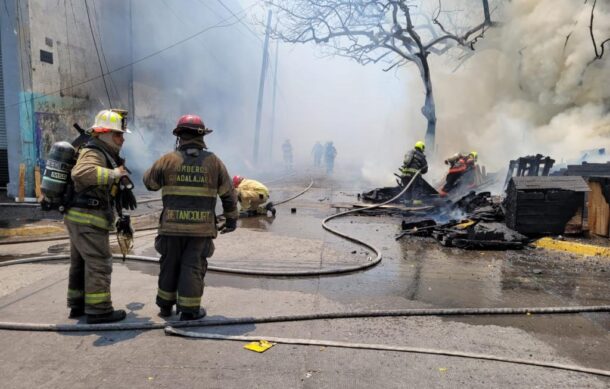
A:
127;0;135;121
253;10;272;164
268;38;279;162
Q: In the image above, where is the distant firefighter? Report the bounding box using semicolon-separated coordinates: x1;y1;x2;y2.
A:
440;151;478;196
282;139;293;169
398;141;428;201
311;141;323;167
324;141;337;174
399;141;428;184
233;175;276;217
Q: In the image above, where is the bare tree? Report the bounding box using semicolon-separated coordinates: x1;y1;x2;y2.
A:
588;0;610;61
266;0;493;152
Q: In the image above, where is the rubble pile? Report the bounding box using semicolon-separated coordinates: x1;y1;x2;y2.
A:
398;191;528;250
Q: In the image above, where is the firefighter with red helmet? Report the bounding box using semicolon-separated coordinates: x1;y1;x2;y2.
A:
143;114;238;320
65;109;132;324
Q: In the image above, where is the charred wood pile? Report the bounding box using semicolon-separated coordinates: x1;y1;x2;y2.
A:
360;176;438;204
504;176;589;235
503;154;555;190
398;192;527;250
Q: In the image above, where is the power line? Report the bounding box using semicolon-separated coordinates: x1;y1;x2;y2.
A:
91;0;122;107
214;0;263;43
7;2;256;110
84;0;112;107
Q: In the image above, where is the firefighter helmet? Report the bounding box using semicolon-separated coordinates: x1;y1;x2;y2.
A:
173;114;212;136
414;141;425;152
90;109;131;134
469;151;478;161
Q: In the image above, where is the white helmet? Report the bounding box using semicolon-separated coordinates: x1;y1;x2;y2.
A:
90;109;131;134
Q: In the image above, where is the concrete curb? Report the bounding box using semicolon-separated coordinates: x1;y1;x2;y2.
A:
533;237;610;258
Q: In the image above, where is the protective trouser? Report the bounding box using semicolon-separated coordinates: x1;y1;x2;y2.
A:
244;193;269;215
155;235;213;314
443;171;464;193
66;222;114;315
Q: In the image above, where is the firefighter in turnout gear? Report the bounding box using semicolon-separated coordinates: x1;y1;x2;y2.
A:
143;114;238;321
398;141;428;201
440;151;478;196
233;176;276;217
65;109;131;324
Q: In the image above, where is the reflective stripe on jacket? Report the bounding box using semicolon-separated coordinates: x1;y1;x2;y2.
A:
143;148;238;237
64;139;119;231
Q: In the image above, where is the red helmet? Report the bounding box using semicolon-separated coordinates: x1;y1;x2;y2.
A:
233;176;243;188
173;114;213;136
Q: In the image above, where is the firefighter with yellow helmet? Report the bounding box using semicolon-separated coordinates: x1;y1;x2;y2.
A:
65;109;132;324
395;141;429;202
440;151;479;196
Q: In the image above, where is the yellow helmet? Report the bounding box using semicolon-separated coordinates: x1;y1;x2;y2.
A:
469;151;478;160
414;141;425;152
90;109;131;134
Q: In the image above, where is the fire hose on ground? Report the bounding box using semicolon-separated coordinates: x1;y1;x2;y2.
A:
0;300;607;376
0;172;609;377
0;172;413;275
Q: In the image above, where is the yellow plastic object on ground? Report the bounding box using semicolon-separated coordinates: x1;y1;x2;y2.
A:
455;220;476;230
244;340;274;353
533;237;610;257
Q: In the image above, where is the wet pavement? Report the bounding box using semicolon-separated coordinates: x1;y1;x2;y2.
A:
0;170;608;387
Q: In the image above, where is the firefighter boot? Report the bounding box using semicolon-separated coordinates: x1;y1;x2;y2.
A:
158;306;172;318
69;308;85;318
86;309;127;324
180;308;207;321
265;202;276;217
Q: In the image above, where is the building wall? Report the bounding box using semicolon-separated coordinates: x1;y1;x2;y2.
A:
2;0;263;196
1;0;130;197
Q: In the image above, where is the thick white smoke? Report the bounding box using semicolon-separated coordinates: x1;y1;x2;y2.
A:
430;0;610;172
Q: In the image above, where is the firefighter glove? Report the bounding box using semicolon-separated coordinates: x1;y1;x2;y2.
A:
220;218;237;234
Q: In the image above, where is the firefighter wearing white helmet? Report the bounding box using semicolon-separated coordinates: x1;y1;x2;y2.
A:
64;109;132;324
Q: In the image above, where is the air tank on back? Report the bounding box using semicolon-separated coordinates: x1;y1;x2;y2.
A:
41;141;76;211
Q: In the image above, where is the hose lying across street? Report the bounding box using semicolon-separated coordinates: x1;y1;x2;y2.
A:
1;172;609;377
165;327;610;378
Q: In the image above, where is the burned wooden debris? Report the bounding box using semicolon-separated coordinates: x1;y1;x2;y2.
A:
360;176;438;204
397;192;527;250
504;176;589;235
503;154;555;190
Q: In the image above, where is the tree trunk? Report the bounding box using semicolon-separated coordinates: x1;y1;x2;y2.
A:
416;54;437;154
